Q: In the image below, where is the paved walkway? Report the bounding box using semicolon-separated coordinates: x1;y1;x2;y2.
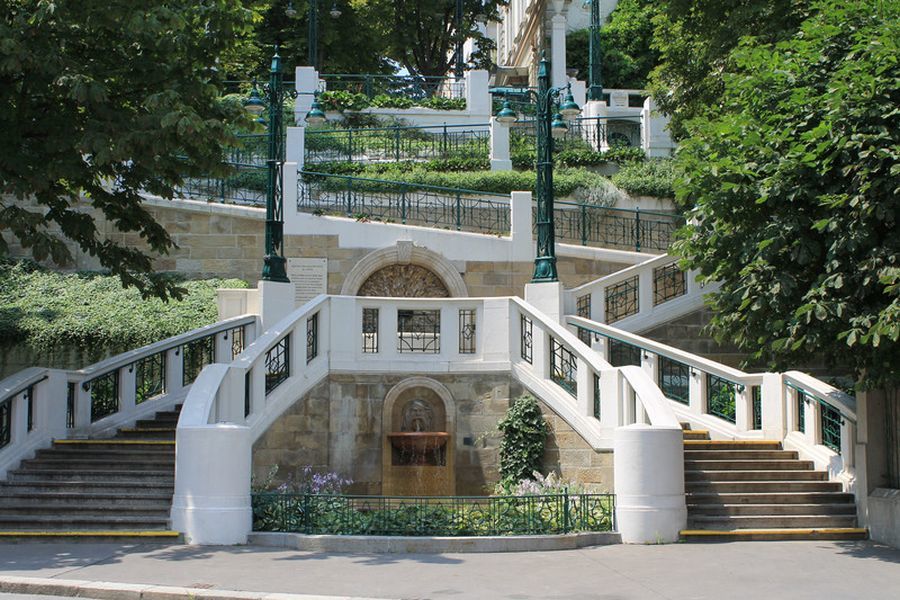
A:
0;540;898;600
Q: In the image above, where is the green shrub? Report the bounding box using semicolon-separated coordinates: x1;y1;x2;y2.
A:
318;90;370;112
497;394;548;487
370;94;415;109
419;96;466;111
610;158;677;197
603;144;646;164
556;148;607;168
0;260;247;353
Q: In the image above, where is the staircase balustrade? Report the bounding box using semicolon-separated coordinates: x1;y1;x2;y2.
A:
0;315;257;479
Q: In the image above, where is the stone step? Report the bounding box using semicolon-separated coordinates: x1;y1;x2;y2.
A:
0;491;172;509
115;428;176;439
0;515;171;531
684;440;782;450
153;411;181;420
684;459;813;471
0;504;171;516
7;469;174;484
135;418;179;428
686;480;842;493
682;430;710;440
688;514;858;529
687;503;857;516
0;481;174;495
685;470;828;482
52;440;175;450
684;449;799;461
20;458;174;471
686;491;855;505
36;448;175;461
680;528;868;542
0;530;181;544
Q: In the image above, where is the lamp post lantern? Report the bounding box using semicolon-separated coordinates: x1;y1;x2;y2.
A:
244;48;297;283
495;52;580;283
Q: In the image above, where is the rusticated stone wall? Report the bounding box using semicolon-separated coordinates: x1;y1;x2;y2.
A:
251;373;614;496
5;198;631;298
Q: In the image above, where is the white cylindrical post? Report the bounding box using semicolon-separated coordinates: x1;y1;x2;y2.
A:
614;424;686;543
550;14;567;89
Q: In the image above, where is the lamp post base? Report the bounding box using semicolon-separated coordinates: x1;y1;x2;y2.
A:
261;254;290;283
531;256;558;283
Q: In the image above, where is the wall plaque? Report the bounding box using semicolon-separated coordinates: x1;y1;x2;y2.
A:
287;258;327;307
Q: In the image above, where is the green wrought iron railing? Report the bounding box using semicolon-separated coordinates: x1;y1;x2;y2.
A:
176;162;267;206
549;202;684;253
320;74;465;100
251;492;615;536
306;123;490;164
511;116;643;153
298;171;511;235
785;381;856;455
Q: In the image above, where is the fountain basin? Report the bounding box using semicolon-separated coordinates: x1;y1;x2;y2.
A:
388;432;450;454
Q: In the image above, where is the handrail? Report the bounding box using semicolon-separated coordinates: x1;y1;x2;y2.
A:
0;368;49;405
784;371;857;424
618;365;682;429
299;170;508;199
569;254;673;294
566;315;761;385
79;314;256;387
308;123;490;135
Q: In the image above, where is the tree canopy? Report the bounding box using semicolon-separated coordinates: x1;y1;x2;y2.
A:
0;0;253;299
673;0;899;388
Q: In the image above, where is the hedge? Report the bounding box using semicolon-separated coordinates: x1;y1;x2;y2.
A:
0;260;247;353
610;158;677;198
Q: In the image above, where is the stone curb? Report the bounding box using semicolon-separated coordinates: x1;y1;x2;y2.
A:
249;531;622;553
0;576;386;600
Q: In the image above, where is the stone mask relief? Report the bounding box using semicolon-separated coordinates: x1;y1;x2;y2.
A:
401;399;435;432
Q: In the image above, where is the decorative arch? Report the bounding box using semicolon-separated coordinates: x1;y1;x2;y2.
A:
340;241;468;297
382;376;457;433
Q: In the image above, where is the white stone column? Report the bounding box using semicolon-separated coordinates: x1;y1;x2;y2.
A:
509;191;533;261
258;280;295;330
641;97;675;158
615;424;686;543
294;66;319;123
286;127;304;169
464;69;491;117
490;117;512;171
550;14;567;89
525;282;565;325
583;100;608;151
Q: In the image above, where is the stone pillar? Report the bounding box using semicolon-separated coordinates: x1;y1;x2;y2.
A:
464;69;491;117
615;424;686;543
490;117;513;171
294;66;319;123
641;97;675;158
525;281;565;324
258;280;295;330
550;14;567;89
509;191;534;262
285;127;304;169
583;100;608;151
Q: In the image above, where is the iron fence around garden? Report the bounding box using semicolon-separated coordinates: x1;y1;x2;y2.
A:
252;492;615;536
550;201;684;253
177;162;267;206
320;74;465;100
306;123;490;164
298;171;511;235
511;116;643;153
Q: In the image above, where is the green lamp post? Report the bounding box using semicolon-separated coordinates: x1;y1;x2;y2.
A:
300;0;342;70
496;52;581;283
585;0;603;101
244;48;297;283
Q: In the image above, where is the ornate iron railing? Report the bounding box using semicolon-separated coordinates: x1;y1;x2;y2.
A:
265;335;290;395
551;202;684;253
605;276;639;324
752;385;762;430
362;308;379;353
182;335;216;387
89;370;119;422
653;262;686;305
0;396;10;449
299;171;511;235
707;374;738;424
520;315;533;364
306;123;489;164
135;352;166;405
177;163;267;206
397;309;441;353
306;313;319;364
458;309;476;354
607;337;641;368
320;74;465;100
511;116;643;152
252;492;615;536
658;355;690;405
550;338;577;398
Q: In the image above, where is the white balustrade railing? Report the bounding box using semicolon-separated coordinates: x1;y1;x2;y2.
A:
0;314;258;479
565;253;714;333
566;315;863;500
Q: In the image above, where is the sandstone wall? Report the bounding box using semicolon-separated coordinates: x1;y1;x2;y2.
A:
251;373;614;496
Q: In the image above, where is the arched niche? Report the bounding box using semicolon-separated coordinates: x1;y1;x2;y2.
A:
340;241;468;297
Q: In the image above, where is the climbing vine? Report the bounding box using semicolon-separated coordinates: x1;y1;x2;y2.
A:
497;394;548;487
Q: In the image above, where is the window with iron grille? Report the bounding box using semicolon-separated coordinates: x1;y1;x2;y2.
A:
183;335;215;386
362;308;379;353
706;374;736;423
752;386;762;430
307;312;319;363
821;402;842;453
658;356;689;404
520;314;533;364
266;335;290;395
653;262;686;305
398;309;441;353
135;352;166;405
458;309;476;354
0;397;10;449
90;370;120;423
550;338;577;398
66;382;75;428
797;391;808;433
229;326;245;360
608;337;641;367
25;385;34;432
244;371;251;418
605;276;639;323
